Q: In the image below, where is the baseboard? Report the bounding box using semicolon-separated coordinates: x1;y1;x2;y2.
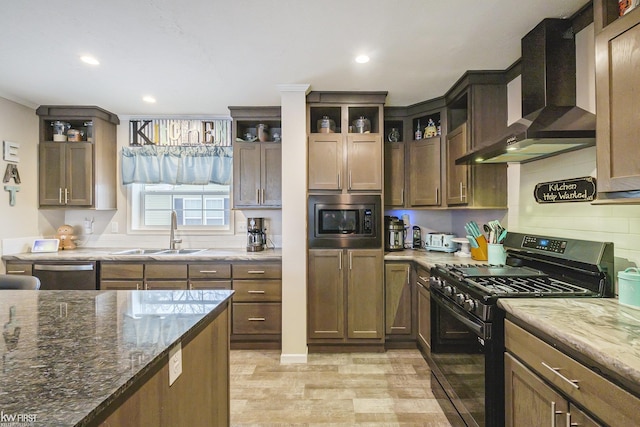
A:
280;353;308;364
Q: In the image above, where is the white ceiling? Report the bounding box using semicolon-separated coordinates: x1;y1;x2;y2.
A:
0;0;589;116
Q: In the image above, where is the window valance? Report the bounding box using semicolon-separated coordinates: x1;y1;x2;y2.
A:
121;145;233;185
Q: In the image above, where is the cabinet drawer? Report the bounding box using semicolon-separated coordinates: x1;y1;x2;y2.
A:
145;263;187;279
5;262;33;276
188;280;232;290
145;280;187;290
232;303;281;335
101;263;143;279
505;320;640;427
233;280;281;302
100;280;142;290
233;263;282;279
188;263;231;279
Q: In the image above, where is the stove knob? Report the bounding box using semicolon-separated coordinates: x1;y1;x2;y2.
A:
444;285;454;296
464;299;477;312
455;293;466;305
430;277;443;290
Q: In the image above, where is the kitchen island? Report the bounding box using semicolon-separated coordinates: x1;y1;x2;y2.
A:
0;289;233;427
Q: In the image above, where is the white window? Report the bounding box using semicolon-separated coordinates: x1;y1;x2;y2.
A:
130;183;231;231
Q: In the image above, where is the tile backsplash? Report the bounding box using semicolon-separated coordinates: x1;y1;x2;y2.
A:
508;146;640;292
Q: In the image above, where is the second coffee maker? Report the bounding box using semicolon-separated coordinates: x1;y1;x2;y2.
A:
246;217;266;252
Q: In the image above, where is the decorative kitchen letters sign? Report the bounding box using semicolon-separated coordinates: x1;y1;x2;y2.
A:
534;176;597;203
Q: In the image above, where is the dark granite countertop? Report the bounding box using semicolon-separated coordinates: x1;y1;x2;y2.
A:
0;289;233;426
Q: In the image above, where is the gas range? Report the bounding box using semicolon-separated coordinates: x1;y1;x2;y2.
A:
426;232;614;427
430;232;614;322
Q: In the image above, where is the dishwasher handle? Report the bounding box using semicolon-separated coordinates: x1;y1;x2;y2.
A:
34;264;95;272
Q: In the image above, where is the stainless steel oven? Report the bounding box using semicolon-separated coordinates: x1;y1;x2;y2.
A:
308;194;381;249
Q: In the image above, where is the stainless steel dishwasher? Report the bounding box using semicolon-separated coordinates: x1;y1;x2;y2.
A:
33;262;97;290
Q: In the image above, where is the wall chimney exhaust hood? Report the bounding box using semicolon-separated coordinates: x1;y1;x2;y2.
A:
456;18;596;165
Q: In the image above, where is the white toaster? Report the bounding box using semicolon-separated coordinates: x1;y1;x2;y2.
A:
424;233;457;252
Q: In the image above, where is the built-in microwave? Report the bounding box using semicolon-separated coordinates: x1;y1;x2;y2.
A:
308;194;381;249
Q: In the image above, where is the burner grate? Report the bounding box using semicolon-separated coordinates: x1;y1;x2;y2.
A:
468;276;592;296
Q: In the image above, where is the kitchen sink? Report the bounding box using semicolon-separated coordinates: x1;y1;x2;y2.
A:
110;248;208;255
110;248;166;255
156;248;207;255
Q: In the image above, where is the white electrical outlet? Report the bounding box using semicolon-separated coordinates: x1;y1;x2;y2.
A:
111;221;118;233
168;342;182;386
237;221;247;232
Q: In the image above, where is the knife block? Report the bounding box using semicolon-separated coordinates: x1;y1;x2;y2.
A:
470;235;488;261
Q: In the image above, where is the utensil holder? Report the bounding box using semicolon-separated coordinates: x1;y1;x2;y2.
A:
470;235;488;261
487;243;507;265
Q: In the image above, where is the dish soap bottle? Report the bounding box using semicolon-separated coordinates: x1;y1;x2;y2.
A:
415;120;422;140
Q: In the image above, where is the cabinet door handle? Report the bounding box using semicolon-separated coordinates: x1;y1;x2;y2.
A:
349;170;352;190
59;188;63;204
349;251;353;270
435;187;439;204
248;317;266;321
406;266;410;285
136;283;141;291
459;182;464;201
401;189;404;205
7;270;26;274
338;254;342;271
65;188;69;204
199;270;217;273
256;188;260;204
337;172;341;189
247;290;265;294
542;362;580;389
262;188;265;204
550;401;564;427
247;270;265;274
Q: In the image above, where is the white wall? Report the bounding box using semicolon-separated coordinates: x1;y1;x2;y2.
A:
0;97;65;266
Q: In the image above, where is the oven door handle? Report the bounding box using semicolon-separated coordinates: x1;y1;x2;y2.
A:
432;292;490;340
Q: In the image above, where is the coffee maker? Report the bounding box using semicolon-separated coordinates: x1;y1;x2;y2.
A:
384;216;405;251
247;217;266;252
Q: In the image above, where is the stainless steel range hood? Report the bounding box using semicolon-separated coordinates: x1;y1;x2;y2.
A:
457;19;596;165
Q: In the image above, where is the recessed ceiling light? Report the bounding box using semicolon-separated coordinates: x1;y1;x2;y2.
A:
80;55;100;65
475;158;484;163
355;55;370;64
142;96;156;103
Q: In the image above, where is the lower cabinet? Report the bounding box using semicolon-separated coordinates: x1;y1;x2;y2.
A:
230;262;282;349
505;319;639;427
145;263;187;290
415;266;431;355
99;260;281;349
308;249;384;349
4;261;33;276
384;262;414;344
100;263;143;290
188;263;232;290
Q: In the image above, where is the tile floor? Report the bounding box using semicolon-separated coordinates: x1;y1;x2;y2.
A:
230;349;453;426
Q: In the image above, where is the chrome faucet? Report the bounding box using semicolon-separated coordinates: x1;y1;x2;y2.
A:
169;210;182;250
